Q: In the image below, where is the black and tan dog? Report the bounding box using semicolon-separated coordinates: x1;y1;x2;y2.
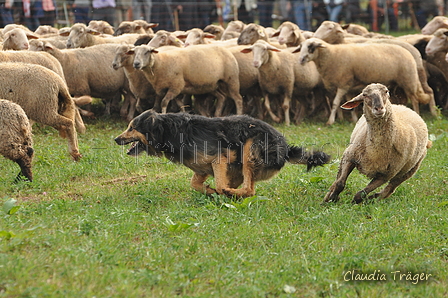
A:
115;111;330;198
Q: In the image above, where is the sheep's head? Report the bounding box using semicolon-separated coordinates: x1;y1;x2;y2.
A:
65;23;101;48
131;45;157;70
238;23;267;45
241;40;281;68
342;83;390;118
293;38;325;65
314;21;344;44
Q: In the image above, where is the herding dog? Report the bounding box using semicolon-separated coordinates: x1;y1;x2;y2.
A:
115;111;330;198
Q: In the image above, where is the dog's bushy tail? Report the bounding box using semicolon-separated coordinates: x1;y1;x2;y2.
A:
286;145;331;171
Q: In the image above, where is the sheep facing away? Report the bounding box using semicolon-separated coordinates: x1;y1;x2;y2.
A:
324;83;431;204
0;99;34;182
0;62;82;161
294;38;432;125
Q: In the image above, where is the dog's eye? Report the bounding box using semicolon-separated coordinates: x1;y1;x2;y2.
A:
129;127;134;132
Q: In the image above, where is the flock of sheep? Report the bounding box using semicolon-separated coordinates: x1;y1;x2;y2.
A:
0;16;445;201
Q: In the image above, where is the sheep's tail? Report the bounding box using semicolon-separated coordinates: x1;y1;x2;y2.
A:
286;145;331;171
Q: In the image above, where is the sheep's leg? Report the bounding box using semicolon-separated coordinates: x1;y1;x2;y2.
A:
227;88;244;115
282;95;291;126
323;160;356;203
263;94;281;123
160;90;181;114
327;88;348;125
352;177;387;204
374;157;424;200
213;91;227;117
47;114;81;161
191;172;216;195
222;139;256;198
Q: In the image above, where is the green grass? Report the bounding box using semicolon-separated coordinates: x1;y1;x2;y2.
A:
1;111;447;297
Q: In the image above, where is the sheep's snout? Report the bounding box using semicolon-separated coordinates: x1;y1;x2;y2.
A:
278;37;286;45
133;61;142;70
112;62;119;70
253;60;261;68
299;56;308;65
372;105;386;117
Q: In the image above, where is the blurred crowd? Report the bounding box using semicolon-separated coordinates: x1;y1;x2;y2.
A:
0;0;446;32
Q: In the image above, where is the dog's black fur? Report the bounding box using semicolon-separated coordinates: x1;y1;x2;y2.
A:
115;111;330;197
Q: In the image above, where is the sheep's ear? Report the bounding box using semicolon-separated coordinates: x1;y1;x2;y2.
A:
341;96;363;110
258;29;266;37
292;45;301;53
204;33;216;39
148;23;159;28
26;32;39;40
341;24;350;30
87;28;101;35
44;42;54;50
443;30;448;37
135;25;142;31
271;30;280;37
59;30;70;36
126;48;135;55
240;47;253;53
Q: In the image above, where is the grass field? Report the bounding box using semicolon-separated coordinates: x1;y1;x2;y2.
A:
0;109;447;297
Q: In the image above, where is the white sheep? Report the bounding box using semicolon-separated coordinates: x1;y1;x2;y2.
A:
62;23;140;48
271;21;305;47
295;38;432;125
421;16;448;35
0;62;82;161
30;41;136;121
114;20;158;36
128;44;244;117
241;40;321;126
2;28;38;50
0;99;34;182
221;20;246;40
146;30;184;48
237;23;286;48
324;83;431;203
313;21;437;116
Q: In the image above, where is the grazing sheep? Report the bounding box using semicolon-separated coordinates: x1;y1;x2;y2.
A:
129;44;244;116
203;24;224;40
271;21;305;47
0;62;82;161
114;20;158;36
324;83;431;203
313;21;436;116
0;99;34;182
241;40;322;125
146;30;184;48
421;16;448;35
62;23;140;48
2;28;39;50
31;41;136;121
341;23;370;36
88;20;115;35
295;38;432;125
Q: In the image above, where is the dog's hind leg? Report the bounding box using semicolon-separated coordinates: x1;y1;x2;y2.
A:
191;173;217;195
212;154;231;195
222;140;256;198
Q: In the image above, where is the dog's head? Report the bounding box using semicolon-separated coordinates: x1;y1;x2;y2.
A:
115;110;160;156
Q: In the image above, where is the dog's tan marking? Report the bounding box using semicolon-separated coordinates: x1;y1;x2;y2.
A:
190;172;216;195
212;154;230;194
116;125;149;145
223;139;256;198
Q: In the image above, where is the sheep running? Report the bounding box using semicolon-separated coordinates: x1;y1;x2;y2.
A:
0;99;34;182
324;83;431;204
0;62;82;161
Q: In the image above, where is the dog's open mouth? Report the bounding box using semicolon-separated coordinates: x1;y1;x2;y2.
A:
127;140;146;156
